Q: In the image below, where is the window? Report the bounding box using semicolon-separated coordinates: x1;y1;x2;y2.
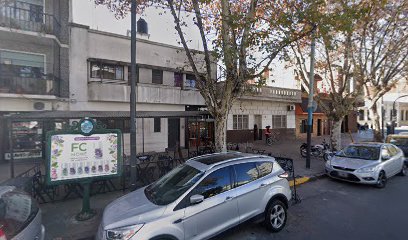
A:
387;145;398;157
145;164;204;205
401;110;404;121
359;110;365;121
233;115;249;130
272;115;287;128
300;119;313;133
185;74;196;89
257;162;273;178
90;62;124;81
174;72;183;87
98;119;130;133
15;0;44;23
234;162;259;187
127;65;139;83
152;69;163;84
300;119;307;133
381;147;391;160
154;118;161;133
0;50;45;78
193;167;232;199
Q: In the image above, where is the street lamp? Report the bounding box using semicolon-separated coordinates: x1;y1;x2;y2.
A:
391;94;408;134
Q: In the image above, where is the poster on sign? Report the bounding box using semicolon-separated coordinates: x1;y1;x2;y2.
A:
46;118;122;185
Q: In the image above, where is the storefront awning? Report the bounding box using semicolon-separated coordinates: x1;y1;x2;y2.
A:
2;111;211;120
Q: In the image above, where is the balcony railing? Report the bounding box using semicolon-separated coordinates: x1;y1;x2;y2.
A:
0;63;59;96
242;84;302;103
0;5;60;37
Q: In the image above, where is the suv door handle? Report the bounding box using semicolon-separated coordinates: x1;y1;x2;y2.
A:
225;196;234;202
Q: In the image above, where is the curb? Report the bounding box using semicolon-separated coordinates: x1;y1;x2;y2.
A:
289;172;326;187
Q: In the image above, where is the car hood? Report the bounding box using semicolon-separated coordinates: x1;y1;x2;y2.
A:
101;187;166;230
330;156;379;170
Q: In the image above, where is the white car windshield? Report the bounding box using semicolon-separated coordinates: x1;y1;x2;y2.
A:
144;164;204;206
335;146;380;160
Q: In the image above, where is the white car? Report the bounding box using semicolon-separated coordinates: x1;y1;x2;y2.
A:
0;186;45;240
97;152;292;240
325;143;406;188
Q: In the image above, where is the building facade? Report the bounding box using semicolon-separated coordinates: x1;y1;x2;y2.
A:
68;23;213;154
0;0;70;162
226;85;302;143
358;80;408;129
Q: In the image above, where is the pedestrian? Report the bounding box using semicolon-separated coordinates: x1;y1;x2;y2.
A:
264;125;271;144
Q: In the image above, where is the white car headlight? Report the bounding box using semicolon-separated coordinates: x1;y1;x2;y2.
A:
356;166;377;173
106;224;144;240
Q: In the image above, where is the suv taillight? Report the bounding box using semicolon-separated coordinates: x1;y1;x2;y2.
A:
0;226;7;240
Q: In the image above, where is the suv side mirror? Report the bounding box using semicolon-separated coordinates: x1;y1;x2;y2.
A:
382;155;391;161
190;194;204;205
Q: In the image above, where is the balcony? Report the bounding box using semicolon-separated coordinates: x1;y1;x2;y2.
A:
241;85;301;103
88;82;205;106
0;5;60;37
0;62;59;96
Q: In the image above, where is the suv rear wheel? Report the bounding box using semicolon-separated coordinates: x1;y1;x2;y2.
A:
265;199;287;232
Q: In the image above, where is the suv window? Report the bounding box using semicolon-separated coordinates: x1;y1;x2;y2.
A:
193;167;232;199
257;162;273;178
234;162;259;187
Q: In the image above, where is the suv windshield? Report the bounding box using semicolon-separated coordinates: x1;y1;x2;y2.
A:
336;145;380;160
0;189;39;238
145;164;204;206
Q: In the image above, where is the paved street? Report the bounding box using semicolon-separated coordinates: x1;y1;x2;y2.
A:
212;175;408;240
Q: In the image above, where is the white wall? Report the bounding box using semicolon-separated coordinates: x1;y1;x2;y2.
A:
227;99;296;130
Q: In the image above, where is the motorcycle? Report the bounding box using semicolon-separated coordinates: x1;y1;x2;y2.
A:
300;139;332;160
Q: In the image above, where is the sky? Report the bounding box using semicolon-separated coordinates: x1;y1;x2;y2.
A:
71;0;298;89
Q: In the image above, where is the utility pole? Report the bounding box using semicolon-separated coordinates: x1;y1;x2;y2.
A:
306;29;316;169
381;96;385;140
130;0;138;190
392;94;408;134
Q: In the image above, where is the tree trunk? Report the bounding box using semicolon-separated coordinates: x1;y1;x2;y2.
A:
369;105;382;142
214;115;227;152
330;118;343;151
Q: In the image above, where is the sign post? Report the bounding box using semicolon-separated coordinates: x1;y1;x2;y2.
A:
46;118;122;221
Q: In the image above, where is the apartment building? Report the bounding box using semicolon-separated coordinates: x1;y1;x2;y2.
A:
68;22;213;154
0;0;70;162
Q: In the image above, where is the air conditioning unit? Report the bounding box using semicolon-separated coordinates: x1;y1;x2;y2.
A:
288;105;295;111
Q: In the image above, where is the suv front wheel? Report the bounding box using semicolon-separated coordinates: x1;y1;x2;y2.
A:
265;199;287;232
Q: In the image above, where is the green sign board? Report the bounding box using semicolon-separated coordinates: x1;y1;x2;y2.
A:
46;118;123;185
45;118;123;220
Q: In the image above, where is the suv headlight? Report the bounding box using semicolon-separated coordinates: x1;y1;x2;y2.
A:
106;224;144;240
356;166;377;173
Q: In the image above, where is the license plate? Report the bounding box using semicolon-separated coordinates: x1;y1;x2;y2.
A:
338;171;348;177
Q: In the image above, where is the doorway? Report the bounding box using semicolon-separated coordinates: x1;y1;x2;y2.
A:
317;119;322;136
254;115;262;140
168;118;180;148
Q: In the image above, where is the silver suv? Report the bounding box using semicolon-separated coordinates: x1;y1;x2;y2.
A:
96;152;292;240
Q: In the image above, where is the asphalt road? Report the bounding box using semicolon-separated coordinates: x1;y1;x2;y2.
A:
212;175;408;240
